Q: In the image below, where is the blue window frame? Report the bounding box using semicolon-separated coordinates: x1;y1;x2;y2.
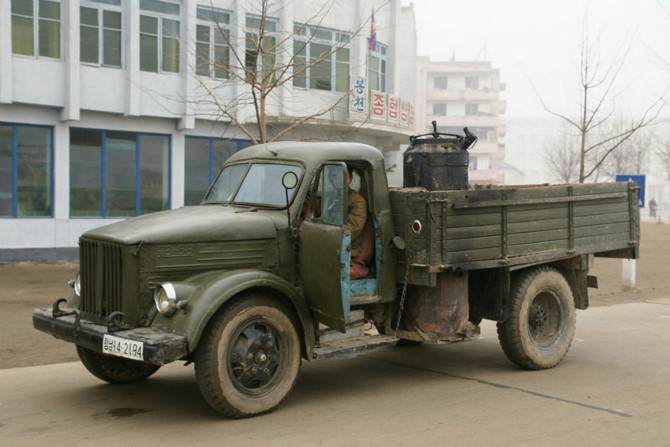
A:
184;137;250;205
0;123;53;218
70;128;171;217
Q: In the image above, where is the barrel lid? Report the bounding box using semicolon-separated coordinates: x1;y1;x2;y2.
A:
408;121;478;151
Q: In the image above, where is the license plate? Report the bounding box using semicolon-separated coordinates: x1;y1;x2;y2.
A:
102;334;144;361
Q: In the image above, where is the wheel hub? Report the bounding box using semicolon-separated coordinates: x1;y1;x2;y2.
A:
533;305;547;328
229;322;281;391
528;292;562;346
255;351;268;364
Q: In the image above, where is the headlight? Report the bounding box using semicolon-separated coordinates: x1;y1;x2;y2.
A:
71;272;81;296
154;283;178;317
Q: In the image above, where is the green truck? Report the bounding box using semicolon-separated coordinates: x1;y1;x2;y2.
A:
34;130;640;418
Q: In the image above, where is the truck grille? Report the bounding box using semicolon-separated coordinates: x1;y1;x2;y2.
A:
79;238;125;317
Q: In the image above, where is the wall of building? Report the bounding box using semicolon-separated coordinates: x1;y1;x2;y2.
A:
501;116;562;184
416;58;506;185
0;0;416;261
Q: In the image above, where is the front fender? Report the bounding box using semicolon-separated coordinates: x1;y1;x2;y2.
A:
151;269;315;359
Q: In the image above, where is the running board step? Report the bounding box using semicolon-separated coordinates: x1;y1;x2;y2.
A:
350;294;382;306
312;335;398;360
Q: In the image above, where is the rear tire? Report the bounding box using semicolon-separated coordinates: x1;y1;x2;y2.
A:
195;293;301;418
497;266;576;370
76;345;160;384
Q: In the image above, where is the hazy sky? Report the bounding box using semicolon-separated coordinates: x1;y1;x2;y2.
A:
405;0;670;117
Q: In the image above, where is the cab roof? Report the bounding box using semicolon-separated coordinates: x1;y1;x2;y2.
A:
226;141;385;168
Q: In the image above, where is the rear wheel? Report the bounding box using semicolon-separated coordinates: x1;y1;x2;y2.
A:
497;266;576;370
195;293;301;418
76;345;160;384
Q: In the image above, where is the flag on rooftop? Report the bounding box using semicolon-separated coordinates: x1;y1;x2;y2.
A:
369;8;376;52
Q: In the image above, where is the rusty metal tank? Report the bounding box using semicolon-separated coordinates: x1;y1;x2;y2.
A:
401;122;478;342
403;121;477;191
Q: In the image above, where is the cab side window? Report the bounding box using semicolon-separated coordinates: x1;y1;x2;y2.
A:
321;165;345;226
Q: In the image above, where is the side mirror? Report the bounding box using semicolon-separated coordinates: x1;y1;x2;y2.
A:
282;171;299;232
282;171;298;190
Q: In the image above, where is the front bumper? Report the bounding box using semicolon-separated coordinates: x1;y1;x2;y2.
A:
33;304;188;366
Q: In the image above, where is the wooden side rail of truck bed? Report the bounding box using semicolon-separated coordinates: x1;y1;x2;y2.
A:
390;181;640;285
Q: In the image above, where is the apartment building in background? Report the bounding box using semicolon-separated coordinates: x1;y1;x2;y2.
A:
0;0;417;261
501;116;561;185
415;58;506;185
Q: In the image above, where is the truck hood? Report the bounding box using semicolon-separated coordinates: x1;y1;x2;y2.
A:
82;205;280;245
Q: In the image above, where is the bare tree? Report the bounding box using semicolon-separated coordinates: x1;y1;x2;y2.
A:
543;128;580;183
536;13;665;183
653;1;670;185
599;122;651;181
657;137;670;184
188;0;377;144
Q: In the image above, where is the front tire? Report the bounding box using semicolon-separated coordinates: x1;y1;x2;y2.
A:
76;345;160;384
195;293;301;418
497;266;576;370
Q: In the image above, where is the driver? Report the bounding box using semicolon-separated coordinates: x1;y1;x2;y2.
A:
344;168;367;261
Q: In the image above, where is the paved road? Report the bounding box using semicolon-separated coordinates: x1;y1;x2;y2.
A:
2;299;669;446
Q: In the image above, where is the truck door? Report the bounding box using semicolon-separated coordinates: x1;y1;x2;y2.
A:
299;163;350;332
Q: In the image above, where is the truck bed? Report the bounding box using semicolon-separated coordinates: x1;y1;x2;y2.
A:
390;182;639;284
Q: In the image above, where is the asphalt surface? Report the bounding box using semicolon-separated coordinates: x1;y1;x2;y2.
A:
2;298;669;446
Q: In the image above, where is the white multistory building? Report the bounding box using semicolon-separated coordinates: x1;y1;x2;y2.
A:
0;0;417;261
416;58;506;185
501;116;562;185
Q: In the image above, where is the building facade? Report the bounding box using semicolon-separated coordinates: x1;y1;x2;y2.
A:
0;0;417;261
501;116;562;185
415;58;506;185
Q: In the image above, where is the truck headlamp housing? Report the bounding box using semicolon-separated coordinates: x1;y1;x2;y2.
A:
154;283;178;317
73;272;81;296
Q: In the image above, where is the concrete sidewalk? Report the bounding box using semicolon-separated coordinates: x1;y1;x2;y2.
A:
2;298;670;446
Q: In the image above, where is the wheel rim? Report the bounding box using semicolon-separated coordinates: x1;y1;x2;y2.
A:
227;317;285;396
527;290;562;348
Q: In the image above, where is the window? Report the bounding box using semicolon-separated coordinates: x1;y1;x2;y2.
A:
245;15;277;82
205;162;302;207
320;164;345;226
293;25;350;93
432;103;447;116
184;137;250;205
11;0;61;58
196;6;230;79
478;128;490;140
465;76;479;89
434;76;447;90
367;43;387;92
140;0;180;73
69;129;170;217
469;156;478;171
465;103;479;115
80;0;122;67
0;123;53;217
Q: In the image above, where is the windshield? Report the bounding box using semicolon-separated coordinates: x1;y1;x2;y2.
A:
204;162;302;207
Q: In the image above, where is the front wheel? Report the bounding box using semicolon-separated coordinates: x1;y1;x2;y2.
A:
497;266;576;370
195;293;301;418
76;345;160;384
